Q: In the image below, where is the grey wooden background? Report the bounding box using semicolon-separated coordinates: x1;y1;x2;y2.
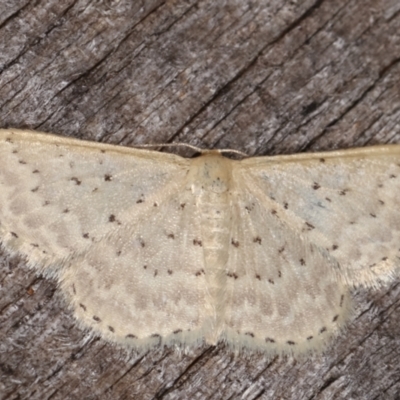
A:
1;0;400;399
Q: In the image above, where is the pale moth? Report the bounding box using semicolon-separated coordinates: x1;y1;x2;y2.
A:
0;129;399;356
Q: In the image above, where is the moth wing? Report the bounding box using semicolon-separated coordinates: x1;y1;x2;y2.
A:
0;129;214;349
222;176;350;354
0;129;188;272
60;188;213;349
240;146;400;287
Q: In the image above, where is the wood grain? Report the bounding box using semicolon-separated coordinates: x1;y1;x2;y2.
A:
0;0;399;399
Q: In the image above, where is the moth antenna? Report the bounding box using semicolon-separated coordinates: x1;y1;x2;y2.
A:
133;143;248;157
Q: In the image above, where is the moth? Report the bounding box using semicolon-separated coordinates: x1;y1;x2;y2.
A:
0;129;399;354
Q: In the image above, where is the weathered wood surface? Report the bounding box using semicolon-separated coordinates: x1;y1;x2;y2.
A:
0;0;400;399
